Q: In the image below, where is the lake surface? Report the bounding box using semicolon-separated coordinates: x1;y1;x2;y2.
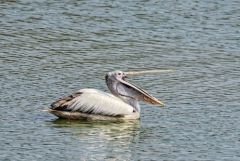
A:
1;0;239;160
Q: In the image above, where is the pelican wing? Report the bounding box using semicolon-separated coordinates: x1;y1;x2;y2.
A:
50;89;134;116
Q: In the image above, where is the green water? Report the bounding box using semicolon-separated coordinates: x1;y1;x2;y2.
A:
1;0;239;160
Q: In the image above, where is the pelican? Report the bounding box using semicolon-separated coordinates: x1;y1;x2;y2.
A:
46;70;170;121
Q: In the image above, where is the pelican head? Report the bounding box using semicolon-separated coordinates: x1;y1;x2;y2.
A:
105;70;164;112
105;70;126;82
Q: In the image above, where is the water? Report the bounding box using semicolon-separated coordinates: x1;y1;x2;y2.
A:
1;0;239;160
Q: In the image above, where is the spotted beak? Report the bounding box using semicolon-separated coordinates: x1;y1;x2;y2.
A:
116;70;170;107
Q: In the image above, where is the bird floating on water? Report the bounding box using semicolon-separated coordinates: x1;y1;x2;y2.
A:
46;70;172;121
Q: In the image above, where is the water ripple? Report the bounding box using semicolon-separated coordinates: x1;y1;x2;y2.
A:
1;0;240;160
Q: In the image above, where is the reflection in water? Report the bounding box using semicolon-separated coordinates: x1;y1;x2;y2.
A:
47;119;141;160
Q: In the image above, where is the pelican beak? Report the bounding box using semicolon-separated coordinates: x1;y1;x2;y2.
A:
122;69;174;106
117;73;165;107
125;69;174;76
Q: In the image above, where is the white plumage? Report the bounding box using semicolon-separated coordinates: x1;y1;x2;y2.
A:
65;89;134;116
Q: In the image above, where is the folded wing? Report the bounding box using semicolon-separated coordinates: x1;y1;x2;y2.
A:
50;88;134;116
